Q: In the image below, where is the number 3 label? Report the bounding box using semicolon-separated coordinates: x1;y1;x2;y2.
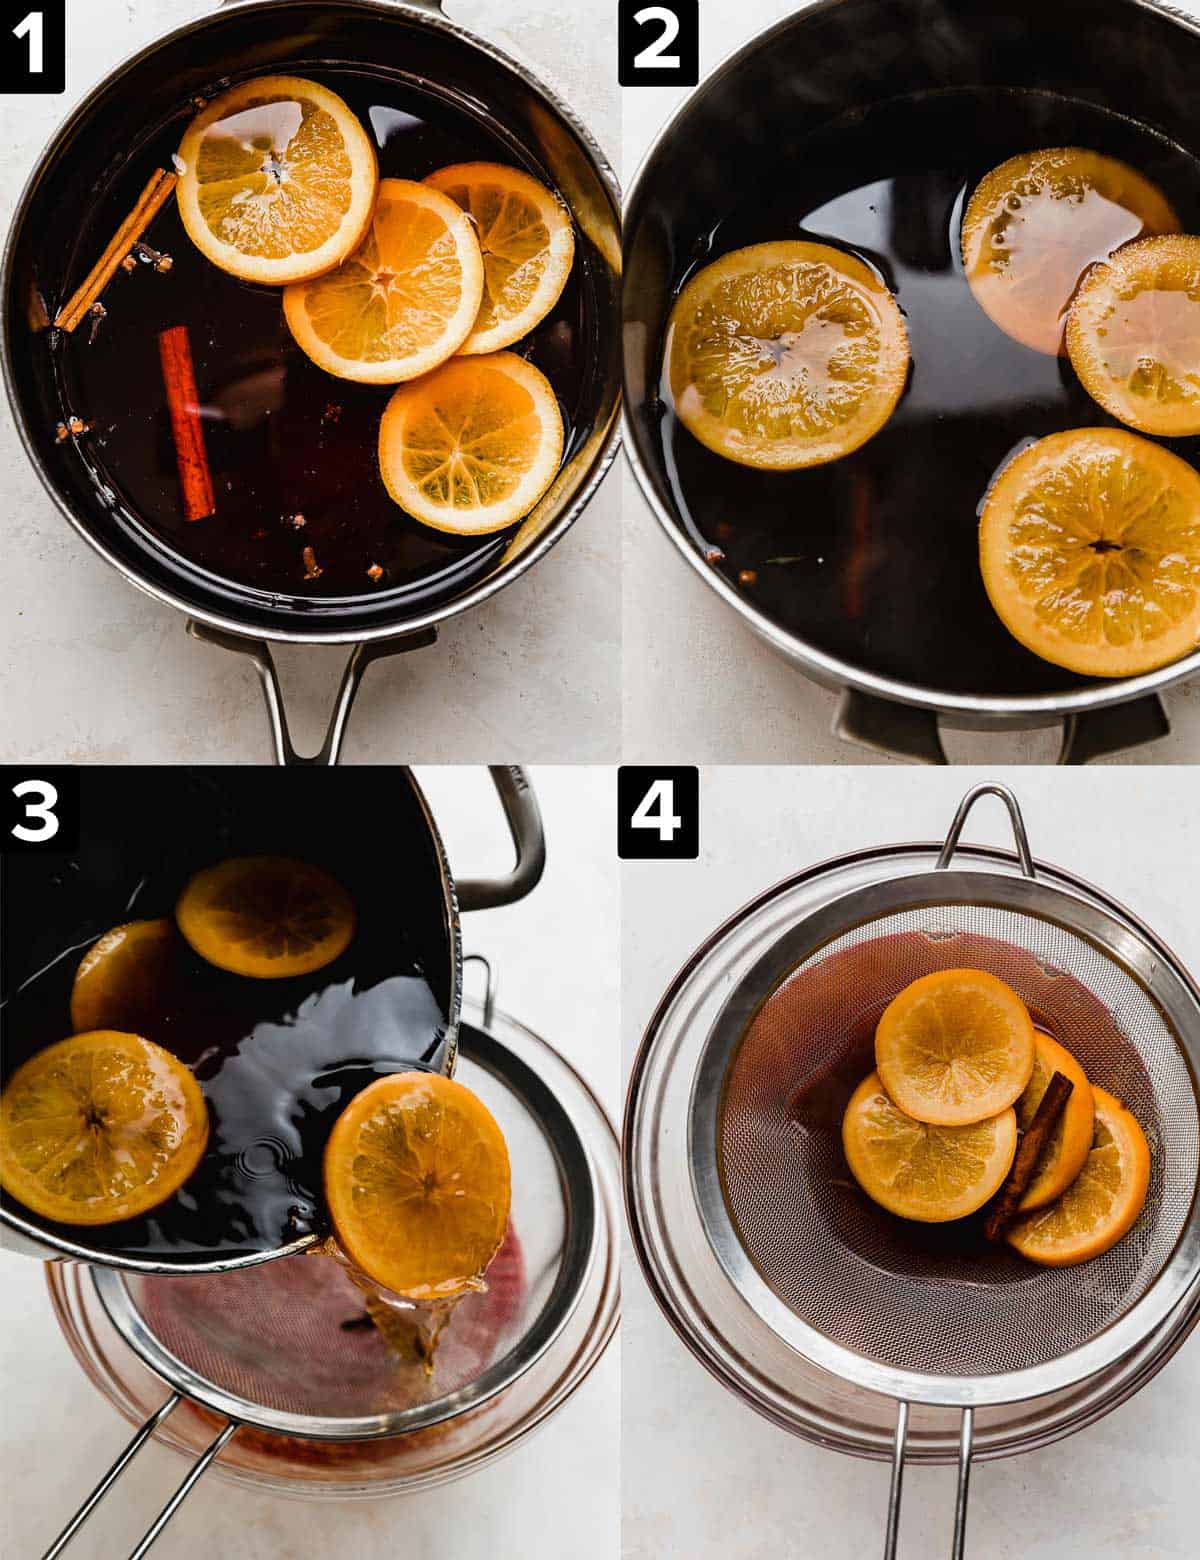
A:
618;0;698;86
2;767;78;853
11;778;59;843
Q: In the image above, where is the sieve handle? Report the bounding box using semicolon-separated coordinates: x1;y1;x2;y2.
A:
883;1403;974;1560
936;783;1035;878
126;1420;240;1559
42;1393;183;1559
186;620;437;765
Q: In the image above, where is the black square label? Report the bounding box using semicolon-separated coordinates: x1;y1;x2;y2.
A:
2;767;80;853
618;767;699;860
618;0;699;87
0;1;65;95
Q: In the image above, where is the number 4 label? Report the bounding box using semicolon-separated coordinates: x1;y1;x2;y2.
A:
618;767;699;859
0;1;64;94
617;0;699;87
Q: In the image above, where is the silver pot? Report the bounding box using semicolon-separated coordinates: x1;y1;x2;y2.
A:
0;763;544;1271
2;0;621;761
622;0;1200;763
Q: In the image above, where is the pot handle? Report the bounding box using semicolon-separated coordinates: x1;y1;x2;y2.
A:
186;620;436;765
457;766;546;912
41;1396;238;1560
835;689;1170;765
883;1402;973;1560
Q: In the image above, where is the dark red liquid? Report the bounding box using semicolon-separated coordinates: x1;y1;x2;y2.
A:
52;67;597;603
656;88;1200;697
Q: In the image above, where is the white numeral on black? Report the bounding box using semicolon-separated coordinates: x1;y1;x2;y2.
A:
11;778;59;843
631;778;683;842
631;5;681;68
13;10;44;74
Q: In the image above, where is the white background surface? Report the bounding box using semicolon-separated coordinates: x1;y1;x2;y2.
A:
622;767;1200;1557
0;765;619;1559
620;0;1200;765
0;0;619;764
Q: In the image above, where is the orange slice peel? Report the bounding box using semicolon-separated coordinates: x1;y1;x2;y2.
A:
1006;1086;1150;1266
0;1031;209;1226
1067;233;1200;437
425;161;575;354
323;1071;511;1302
842;1071;1017;1223
175;855;355;980
1015;1031;1095;1212
875;968;1036;1127
378;350;564;534
666;240;910;470
979;427;1200;678
176;75;379;285
284;177;484;383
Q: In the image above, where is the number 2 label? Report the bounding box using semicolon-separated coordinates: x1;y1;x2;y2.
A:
618;0;698;86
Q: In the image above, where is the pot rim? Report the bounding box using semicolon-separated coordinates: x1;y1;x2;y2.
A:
620;0;1200;720
0;764;463;1273
1;0;622;646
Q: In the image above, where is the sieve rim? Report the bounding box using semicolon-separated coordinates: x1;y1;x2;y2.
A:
688;865;1200;1408
89;1020;602;1442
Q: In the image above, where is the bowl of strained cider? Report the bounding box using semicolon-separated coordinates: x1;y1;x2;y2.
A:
623;0;1200;760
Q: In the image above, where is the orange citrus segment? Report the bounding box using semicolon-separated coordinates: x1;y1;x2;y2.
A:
176;76;379;285
1067;234;1200;437
1007;1086;1150;1266
979;427;1200;677
175;856;355;979
424;162;575;354
283;177;484;383
0;1031;209;1226
665;240;910;470
70;918;177;1034
842;1071;1017;1223
323;1071;511;1301
961;147;1179;356
875;968;1035;1127
378;350;564;534
1015;1031;1095;1212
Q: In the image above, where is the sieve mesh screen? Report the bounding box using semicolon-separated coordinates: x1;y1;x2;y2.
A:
718;905;1198;1378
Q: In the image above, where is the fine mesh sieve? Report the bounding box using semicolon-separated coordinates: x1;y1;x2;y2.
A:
680;786;1200;1558
41;997;617;1560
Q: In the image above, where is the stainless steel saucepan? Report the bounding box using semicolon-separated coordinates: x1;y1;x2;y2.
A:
623;0;1200;763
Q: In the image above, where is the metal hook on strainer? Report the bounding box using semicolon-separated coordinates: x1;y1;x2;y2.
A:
629;782;1200;1559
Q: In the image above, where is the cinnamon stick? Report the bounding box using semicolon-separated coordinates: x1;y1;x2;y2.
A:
158;324;214;522
984;1071;1074;1241
55;168;178;332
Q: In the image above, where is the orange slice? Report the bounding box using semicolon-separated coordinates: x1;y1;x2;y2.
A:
842;1071;1017;1223
961;147;1178;355
979;427;1200;677
875;968;1035;1127
378;351;563;534
1067;234;1200;437
283;177;484;383
665;240;910;470
0;1031;208;1225
1006;1086;1150;1266
1015;1031;1095;1212
323;1071;511;1301
70;918;177;1034
176;856;355;979
424;162;575;354
176;76;379;285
